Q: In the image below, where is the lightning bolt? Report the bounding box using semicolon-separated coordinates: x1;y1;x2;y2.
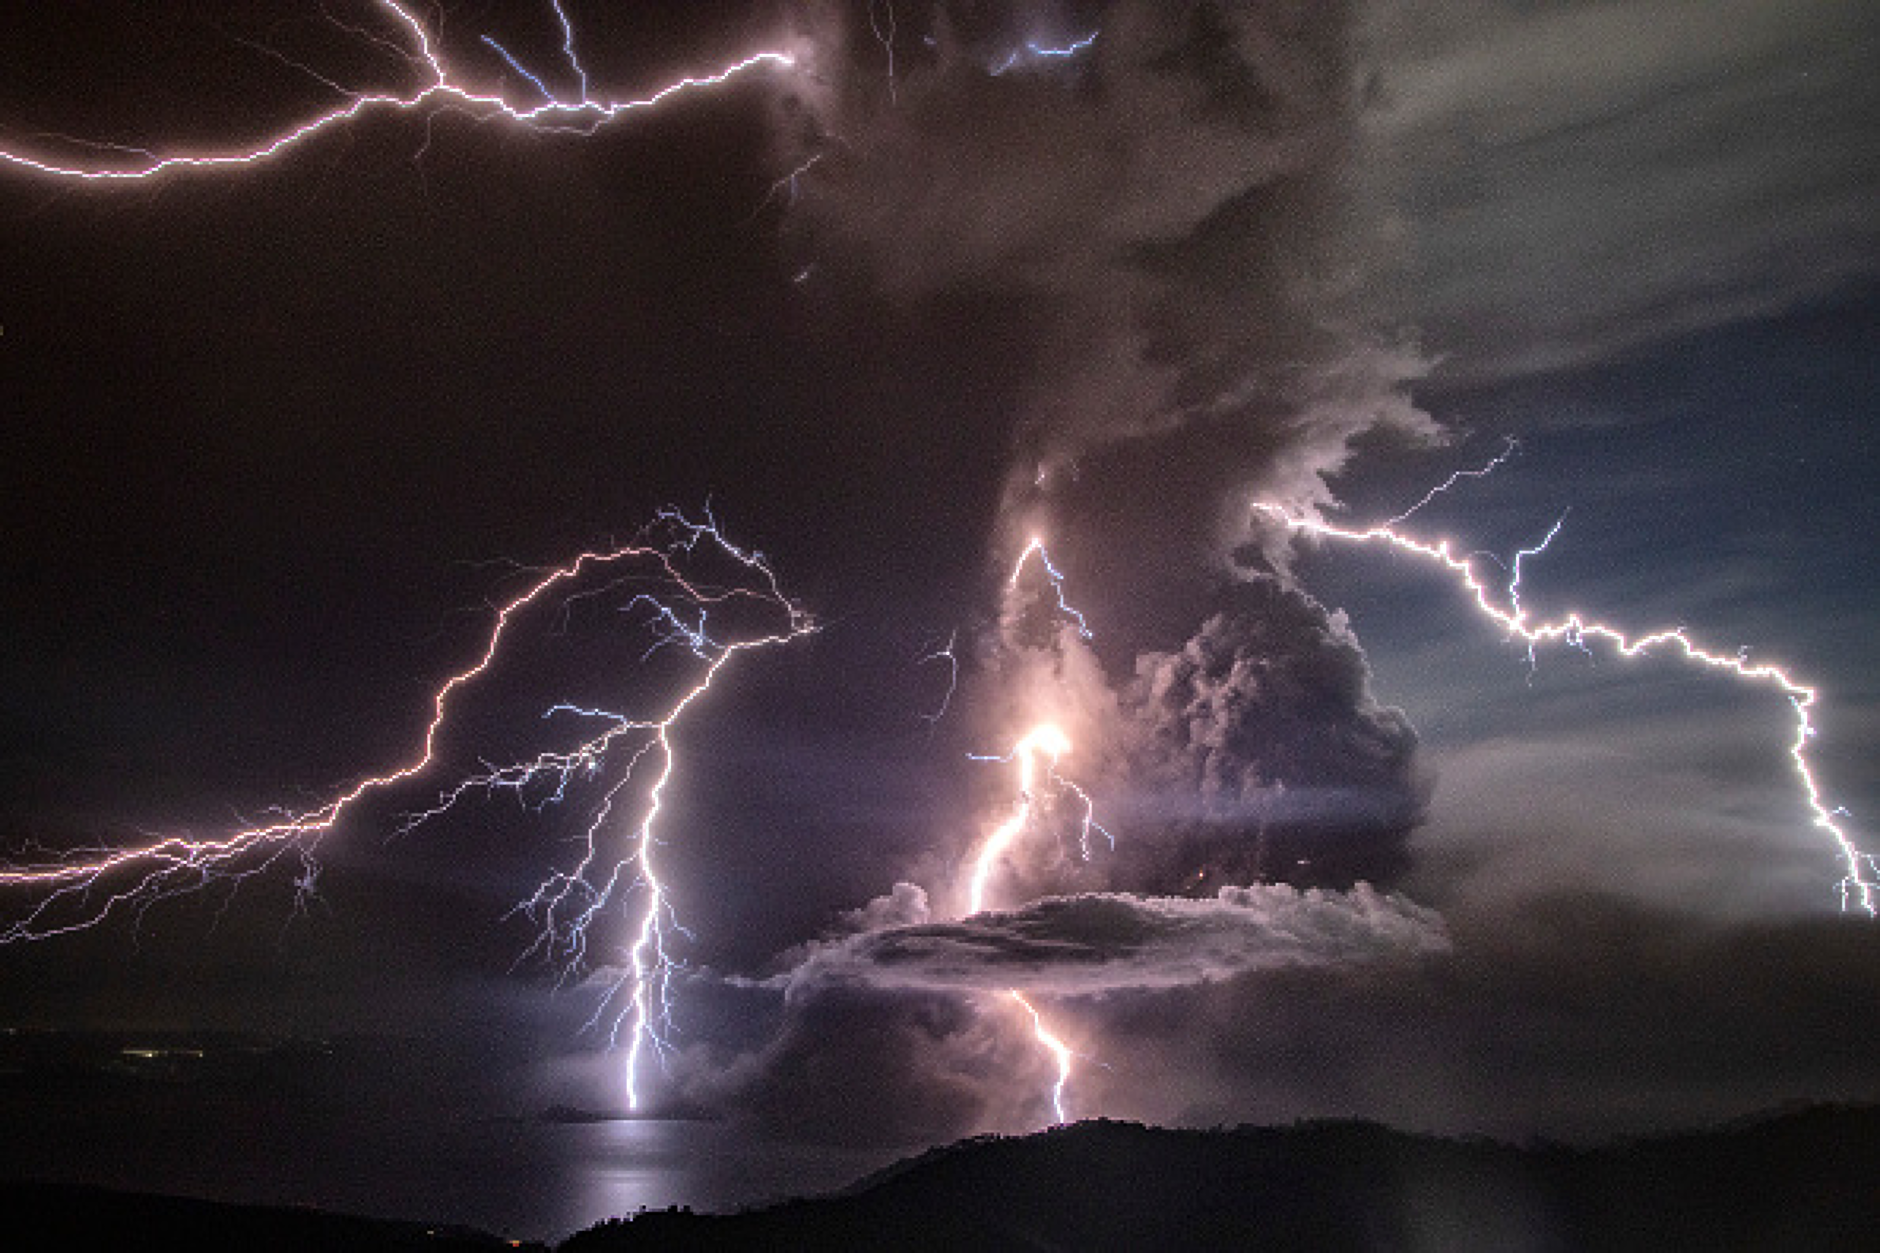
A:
965;724;1090;1126
1008;991;1073;1123
917;628;962;728
1011;536;1094;640
959;538;1112;1124
1385;436;1520;525
967;723;1072;917
0;0;796;181
868;0;899;105
1252;498;1878;915
0;510;813;1109
988;30;1101;77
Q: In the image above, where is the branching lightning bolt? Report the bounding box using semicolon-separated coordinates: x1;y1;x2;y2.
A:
968;724;1070;917
959;538;1112;1124
868;0;899;104
0;510;813;1109
917;628;961;728
1252;498;1878;915
1011;536;1093;640
0;1;796;181
966;724;1091;1126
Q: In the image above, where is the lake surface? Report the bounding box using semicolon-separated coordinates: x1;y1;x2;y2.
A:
0;1034;898;1244
386;1117;895;1241
7;1110;895;1242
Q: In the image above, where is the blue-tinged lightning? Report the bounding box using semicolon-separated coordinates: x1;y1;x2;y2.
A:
1253;496;1877;915
1011;536;1094;640
0;0;797;180
1385;436;1520;525
989;31;1101;77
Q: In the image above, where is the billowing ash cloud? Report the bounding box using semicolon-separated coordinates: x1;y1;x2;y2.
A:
786;0;1438;537
1112;575;1430;890
767;881;1447;997
705;876;1447;1144
950;551;1428;909
693;1;1456;1148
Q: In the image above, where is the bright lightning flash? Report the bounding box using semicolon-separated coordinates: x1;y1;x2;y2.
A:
0;510;813;1110
966;724;1088;1126
0;0;796;181
962;538;1111;1123
1252;501;1878;915
967;723;1072;917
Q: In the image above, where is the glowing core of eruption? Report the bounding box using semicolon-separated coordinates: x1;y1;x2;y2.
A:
968;723;1072;916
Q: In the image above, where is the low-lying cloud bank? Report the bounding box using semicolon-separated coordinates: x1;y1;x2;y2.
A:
766;882;1447;997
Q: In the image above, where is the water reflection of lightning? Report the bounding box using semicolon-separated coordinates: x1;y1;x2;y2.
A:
1252;499;1878;915
0;510;813;1108
0;0;795;181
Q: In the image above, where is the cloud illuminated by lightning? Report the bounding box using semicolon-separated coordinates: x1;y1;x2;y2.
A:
965;724;1092;1126
0;0;796;181
960;537;1114;1124
0;510;813;1109
1252;497;1878;915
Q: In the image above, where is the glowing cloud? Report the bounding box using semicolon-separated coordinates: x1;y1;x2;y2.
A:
767;883;1448;998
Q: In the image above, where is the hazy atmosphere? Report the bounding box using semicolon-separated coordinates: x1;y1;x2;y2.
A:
2;0;1876;1240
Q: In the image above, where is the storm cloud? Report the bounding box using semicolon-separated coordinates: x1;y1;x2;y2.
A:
789;0;1438;547
1114;574;1429;890
767;882;1447;997
1364;0;1880;382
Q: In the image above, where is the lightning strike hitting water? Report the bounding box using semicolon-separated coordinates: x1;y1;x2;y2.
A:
0;511;812;1108
1252;499;1878;915
0;0;796;181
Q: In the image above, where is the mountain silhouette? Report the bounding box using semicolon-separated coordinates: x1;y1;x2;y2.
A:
562;1104;1880;1252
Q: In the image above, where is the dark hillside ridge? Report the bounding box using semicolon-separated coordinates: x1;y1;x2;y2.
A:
0;1180;548;1253
4;1105;1874;1251
562;1104;1880;1252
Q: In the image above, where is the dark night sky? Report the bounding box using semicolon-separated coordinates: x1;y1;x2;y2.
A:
1;0;1878;1236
